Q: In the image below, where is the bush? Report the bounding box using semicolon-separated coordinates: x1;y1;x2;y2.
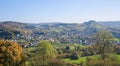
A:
70;52;79;60
48;58;65;66
85;56;120;66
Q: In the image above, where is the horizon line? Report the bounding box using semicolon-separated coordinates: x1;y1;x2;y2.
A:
0;20;120;24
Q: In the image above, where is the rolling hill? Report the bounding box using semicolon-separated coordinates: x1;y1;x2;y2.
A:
0;20;120;44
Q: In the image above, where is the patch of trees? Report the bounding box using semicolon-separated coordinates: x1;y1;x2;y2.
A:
29;40;64;66
0;31;14;40
55;31;120;66
85;31;120;66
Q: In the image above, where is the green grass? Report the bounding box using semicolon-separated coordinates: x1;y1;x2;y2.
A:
63;54;120;64
116;54;120;61
25;61;30;66
62;55;99;64
63;57;86;64
110;53;120;62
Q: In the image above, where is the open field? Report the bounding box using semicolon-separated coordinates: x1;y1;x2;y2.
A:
63;54;120;64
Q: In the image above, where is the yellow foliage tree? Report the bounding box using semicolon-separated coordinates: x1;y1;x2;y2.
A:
0;40;25;66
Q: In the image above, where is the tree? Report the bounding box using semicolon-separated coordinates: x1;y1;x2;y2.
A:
93;31;114;60
30;40;56;66
85;31;120;66
0;40;25;66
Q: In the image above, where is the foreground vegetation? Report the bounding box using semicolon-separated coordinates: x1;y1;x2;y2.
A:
1;31;120;66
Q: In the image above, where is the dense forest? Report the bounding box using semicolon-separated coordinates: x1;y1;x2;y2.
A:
0;21;120;66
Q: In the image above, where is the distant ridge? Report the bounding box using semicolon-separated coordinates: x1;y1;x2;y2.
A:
98;21;120;27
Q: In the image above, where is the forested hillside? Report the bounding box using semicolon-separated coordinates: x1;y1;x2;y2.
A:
0;20;120;46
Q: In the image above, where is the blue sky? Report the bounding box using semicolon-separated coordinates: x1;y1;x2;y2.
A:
0;0;120;23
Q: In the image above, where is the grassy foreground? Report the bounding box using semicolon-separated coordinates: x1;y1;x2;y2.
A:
63;54;120;64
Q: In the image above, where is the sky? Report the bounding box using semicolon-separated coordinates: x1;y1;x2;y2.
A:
0;0;120;23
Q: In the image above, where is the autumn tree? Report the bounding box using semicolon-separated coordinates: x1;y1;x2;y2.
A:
0;40;25;66
93;31;114;60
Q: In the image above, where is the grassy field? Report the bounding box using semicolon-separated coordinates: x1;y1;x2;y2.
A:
62;55;99;64
63;54;120;64
62;56;86;64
